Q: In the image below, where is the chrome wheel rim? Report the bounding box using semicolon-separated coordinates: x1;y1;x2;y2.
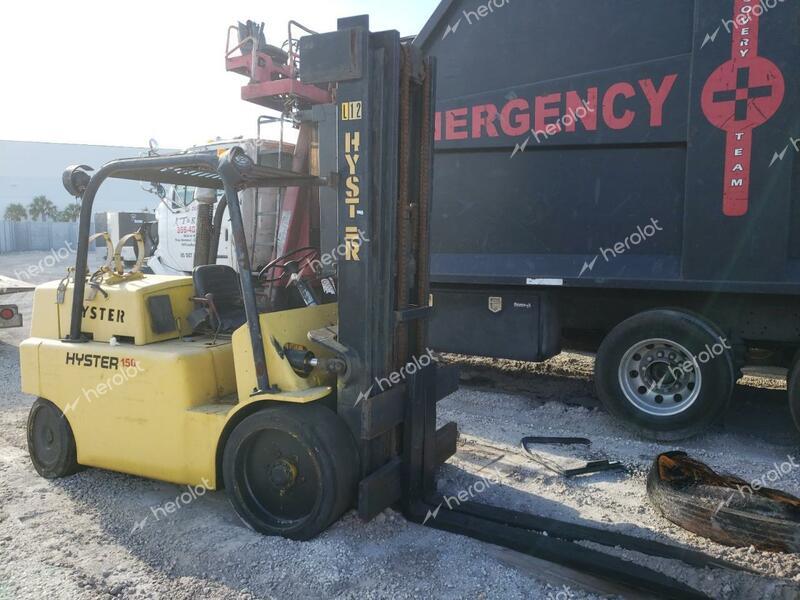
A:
617;338;701;417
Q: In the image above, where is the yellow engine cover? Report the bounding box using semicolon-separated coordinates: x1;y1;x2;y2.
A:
31;275;195;345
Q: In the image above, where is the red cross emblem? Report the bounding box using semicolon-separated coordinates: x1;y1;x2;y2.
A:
700;0;784;217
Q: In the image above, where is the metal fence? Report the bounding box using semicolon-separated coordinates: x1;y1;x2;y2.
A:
0;221;86;254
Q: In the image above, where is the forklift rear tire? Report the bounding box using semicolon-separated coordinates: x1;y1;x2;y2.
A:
27;398;81;479
595;309;735;441
222;403;359;541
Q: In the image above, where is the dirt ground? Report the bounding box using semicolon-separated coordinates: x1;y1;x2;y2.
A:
2;251;800;599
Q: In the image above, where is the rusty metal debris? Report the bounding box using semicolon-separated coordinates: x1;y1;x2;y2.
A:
521;436;626;477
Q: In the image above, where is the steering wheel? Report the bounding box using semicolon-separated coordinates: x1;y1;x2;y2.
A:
258;246;318;284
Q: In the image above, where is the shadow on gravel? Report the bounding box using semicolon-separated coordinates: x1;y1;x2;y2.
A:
433;460;714;562
50;468;271;598
723;385;797;446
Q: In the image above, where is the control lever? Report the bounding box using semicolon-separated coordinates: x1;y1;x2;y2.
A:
283;260;319;307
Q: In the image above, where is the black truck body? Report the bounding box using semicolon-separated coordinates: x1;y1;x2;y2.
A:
415;0;800;357
413;0;800;437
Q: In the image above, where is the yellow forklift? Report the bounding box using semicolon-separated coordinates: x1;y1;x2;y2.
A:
20;15;732;598
22;16;447;543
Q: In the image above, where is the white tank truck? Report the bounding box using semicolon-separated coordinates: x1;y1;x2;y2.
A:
138;136;294;276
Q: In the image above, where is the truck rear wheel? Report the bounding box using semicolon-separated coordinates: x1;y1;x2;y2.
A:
222;403;358;540
595;309;735;441
27;398;81;478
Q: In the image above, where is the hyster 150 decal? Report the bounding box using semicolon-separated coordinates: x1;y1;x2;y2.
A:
65;352;138;370
701;0;785;217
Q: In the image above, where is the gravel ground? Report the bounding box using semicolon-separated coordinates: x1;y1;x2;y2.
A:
2;251;800;599
437;357;800;599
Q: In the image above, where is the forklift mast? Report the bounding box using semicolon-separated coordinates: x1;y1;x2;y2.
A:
294;19;733;597
298;15;458;518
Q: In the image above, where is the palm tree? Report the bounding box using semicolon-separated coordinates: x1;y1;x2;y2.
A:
29;195;56;221
58;203;82;222
3;203;28;221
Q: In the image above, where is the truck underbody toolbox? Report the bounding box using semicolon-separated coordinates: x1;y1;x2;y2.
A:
430;287;560;361
431;284;800;361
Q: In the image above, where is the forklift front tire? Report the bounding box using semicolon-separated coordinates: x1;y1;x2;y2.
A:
595;309;735;441
27;398;82;479
222;403;358;541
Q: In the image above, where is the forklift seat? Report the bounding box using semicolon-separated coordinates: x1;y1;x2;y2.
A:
192;265;247;332
237;20;289;64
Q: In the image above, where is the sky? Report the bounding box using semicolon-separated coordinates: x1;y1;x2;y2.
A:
1;0;437;149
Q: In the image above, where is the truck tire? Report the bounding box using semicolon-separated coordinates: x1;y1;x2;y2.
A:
27;398;81;478
647;451;800;553
223;403;358;540
595;309;735;441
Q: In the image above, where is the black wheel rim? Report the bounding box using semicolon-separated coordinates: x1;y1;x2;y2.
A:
238;428;322;528
32;406;64;467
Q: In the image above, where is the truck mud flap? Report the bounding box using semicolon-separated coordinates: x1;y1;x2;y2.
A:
647;451;800;553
